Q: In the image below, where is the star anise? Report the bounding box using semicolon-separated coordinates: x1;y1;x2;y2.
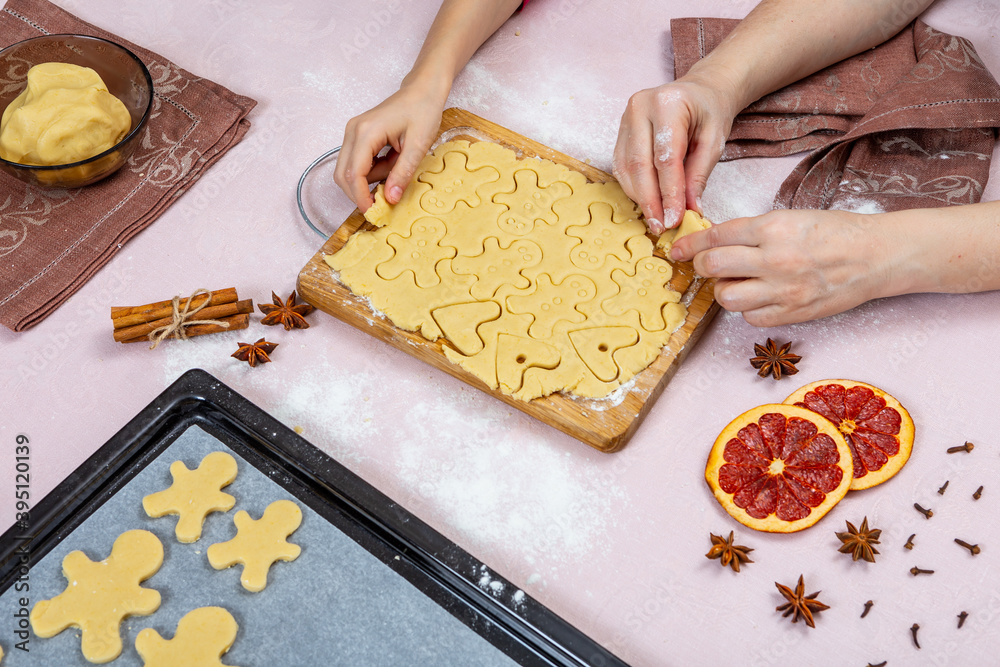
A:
836;516;881;563
231;338;278;367
750;338;802;380
775;575;829;628
706;531;754;572
258;290;315;330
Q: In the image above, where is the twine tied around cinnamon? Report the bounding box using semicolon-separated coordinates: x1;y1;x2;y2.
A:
147;288;230;349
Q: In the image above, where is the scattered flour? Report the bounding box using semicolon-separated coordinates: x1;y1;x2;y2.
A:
161;321;628;573
564;375;637;411
449;60;620;171
476;565;505;595
699;159;776;222
161;328;382;466
680;277;705;307
476;566;528;610
395;406;627;565
654;128;673;164
830;197;886;215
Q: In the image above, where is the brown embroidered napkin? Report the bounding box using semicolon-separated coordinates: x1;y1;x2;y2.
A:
672;18;1000;213
0;0;256;331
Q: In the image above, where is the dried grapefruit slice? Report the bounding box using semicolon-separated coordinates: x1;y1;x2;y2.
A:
784;380;914;491
706;404;853;533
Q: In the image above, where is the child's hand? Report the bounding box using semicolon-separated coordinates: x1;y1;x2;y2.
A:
334;82;448;212
612;77;737;235
670;209;893;326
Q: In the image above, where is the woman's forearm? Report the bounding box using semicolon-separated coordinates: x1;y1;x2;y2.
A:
402;0;523;98
334;0;523;210
684;0;937;112
876;202;1000;297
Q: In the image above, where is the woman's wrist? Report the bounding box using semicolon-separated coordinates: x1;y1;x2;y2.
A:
869;207;973;297
400;64;452;105
679;62;750;125
856;210;914;299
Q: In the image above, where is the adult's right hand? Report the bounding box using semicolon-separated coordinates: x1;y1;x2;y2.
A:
334;82;448;213
612;77;739;235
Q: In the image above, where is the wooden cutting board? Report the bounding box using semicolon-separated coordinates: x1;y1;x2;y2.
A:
297;108;718;452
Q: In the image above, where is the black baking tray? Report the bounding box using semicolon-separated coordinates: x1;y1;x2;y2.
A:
0;368;626;667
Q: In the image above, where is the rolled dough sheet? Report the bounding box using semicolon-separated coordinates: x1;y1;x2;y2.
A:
327;140;687;401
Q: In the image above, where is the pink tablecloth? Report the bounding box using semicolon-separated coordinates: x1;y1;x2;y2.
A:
2;1;999;665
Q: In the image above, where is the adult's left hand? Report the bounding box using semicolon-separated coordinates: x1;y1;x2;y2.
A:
669;209;894;326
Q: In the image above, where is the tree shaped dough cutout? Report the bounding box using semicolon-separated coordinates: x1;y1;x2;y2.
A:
143;451;238;543
30;530;163;664
207;499;302;592
431;300;501;355
568;326;640;382
135;606;239;667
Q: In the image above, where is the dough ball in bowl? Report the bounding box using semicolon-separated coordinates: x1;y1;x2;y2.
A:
0;34;153;188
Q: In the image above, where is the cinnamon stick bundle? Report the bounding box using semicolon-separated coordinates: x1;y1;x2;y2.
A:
111;287;250;345
113;299;253;342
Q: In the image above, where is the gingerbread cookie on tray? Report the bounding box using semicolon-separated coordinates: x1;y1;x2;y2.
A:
207;499;303;592
30;529;163;664
135;606;239;667
143;451;238;543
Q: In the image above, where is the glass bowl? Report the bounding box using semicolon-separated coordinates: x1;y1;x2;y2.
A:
0;34;153;188
298;146;370;239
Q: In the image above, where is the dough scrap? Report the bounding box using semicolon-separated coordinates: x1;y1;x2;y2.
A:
656;209;713;253
143;451;238;543
207;499;302;593
135;607;239;667
0;62;131;166
327;140;687;401
30;530;163;664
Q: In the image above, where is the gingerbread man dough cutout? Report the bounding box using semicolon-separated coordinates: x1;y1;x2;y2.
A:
419;149;501;214
604;257;681;332
30;530;163;664
143;451;238;543
207;499;302;592
378;217;455;288
135;606;239;667
452;237;543;300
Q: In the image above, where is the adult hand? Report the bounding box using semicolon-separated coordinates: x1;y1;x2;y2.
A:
612;78;737;235
334;82;448;212
669;209;894;326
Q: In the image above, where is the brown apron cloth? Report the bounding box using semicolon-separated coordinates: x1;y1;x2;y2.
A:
672;18;1000;213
